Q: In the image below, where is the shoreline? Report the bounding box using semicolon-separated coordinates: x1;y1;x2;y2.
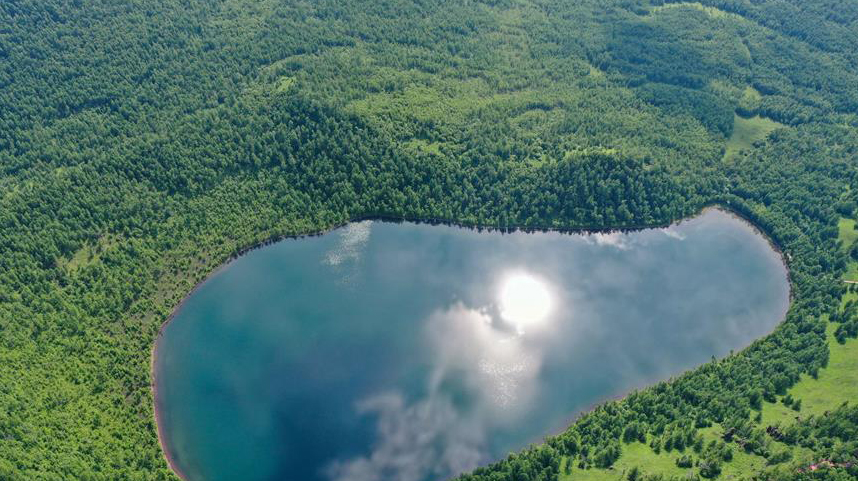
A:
150;203;793;480
151;328;191;481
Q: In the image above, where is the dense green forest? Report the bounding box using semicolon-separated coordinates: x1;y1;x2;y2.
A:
1;0;858;479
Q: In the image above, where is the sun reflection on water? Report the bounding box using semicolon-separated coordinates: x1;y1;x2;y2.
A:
498;272;554;334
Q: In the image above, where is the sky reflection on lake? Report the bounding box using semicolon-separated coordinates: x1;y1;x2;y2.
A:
154;209;789;481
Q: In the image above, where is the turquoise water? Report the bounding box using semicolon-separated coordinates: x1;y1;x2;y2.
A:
154;209;789;481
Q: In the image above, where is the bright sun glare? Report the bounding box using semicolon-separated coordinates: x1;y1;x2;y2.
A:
499;273;553;332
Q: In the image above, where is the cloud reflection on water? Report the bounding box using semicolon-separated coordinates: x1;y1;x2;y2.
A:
326;299;550;481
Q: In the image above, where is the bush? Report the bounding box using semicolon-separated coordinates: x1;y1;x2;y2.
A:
698;459;722;479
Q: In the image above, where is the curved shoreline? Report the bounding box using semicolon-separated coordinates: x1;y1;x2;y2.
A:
150;203;792;480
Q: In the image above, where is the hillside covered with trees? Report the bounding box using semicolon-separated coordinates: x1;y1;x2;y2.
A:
1;0;857;479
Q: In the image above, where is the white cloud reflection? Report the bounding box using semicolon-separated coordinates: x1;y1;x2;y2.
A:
588;232;630;250
323;391;484;481
426;303;542;410
662;227;687;241
325;300;547;481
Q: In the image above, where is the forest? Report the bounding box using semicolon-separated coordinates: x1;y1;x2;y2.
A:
0;0;857;479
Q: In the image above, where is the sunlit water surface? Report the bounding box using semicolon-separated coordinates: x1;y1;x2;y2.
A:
154;209;789;481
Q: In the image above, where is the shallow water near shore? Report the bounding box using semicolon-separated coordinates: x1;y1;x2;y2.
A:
154;209;789;481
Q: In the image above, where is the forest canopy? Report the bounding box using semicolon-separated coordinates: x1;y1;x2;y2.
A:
1;0;857;480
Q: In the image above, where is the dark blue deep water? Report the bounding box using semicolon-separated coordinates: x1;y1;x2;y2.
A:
154;209;789;481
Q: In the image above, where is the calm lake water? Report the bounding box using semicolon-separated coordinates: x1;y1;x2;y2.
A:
154;209;789;481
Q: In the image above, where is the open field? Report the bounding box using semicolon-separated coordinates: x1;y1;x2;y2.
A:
724;114;786;160
838;218;858;281
838;218;858;249
760;324;858;427
649;2;739;20
562;442;687;481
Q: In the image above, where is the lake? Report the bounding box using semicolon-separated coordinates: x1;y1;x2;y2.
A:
153;208;790;481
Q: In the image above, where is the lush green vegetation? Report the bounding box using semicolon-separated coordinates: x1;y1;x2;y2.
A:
555;323;858;481
838;219;858;282
723;114;785;161
1;0;858;480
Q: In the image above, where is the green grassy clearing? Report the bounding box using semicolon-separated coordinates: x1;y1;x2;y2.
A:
561;442;687;481
648;2;738;20
842;264;858;283
274;76;295;93
760;323;858;428
402;138;444;156
739;86;762;104
560;434;773;481
737;86;762;115
724;114;785;160
589;64;606;78
838;218;858;281
838;218;858;248
61;235;119;273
